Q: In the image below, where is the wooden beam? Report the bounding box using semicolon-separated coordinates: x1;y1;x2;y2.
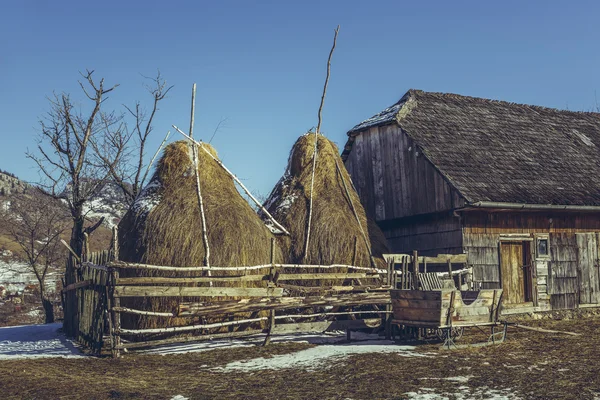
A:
115;273;372;285
178;292;391;317
113;286;284;298
272;318;382;334
277;283;391;293
116;275;268;284
108;261;385;273
119;329;264;350
62;280;92;293
111;307;174;317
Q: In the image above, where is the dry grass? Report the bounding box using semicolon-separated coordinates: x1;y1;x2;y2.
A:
1;314;600;399
265;133;388;268
117;141;280;330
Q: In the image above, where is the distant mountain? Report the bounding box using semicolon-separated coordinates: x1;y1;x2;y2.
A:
0;171;28;196
0;170;128;228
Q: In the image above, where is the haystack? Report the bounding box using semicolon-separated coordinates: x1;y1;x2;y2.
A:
263;133;388;268
118;140;281;329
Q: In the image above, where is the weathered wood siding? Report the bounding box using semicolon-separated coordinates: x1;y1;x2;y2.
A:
462;232;501;290
381;213;462;256
548;233;578;310
462;211;600;234
344;125;464;221
575;233;600;304
462;211;600;310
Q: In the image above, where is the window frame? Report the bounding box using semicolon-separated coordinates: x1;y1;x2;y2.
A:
535;234;550;259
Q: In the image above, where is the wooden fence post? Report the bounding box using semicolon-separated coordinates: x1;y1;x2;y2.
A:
263;238;276;346
413;250;419;290
111;227;121;357
385;258;393;340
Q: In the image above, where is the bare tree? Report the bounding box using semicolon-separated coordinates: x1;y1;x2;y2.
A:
0;189;69;323
94;71;173;206
27;70;126;334
28;70;123;258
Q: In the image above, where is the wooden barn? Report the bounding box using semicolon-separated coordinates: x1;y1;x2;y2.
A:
342;89;600;312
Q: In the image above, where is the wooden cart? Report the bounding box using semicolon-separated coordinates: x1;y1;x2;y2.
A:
391;288;505;348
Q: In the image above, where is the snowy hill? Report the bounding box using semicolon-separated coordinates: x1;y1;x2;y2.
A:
82;181;129;228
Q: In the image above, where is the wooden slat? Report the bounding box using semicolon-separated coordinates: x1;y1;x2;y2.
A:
276;284;390;293
178;292;391;317
116;275;268;284
113;286;284;298
271;318;382;334
277;273;370;281
109;261;384;273
119;329;265;350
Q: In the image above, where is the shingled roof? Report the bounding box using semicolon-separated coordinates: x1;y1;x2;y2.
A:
344;89;600;206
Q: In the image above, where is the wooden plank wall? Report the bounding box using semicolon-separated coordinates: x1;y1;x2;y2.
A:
344;125;464;221
575;233;600;304
382;213;463;256
462;233;501;289
548;233;578;310
463;211;600;309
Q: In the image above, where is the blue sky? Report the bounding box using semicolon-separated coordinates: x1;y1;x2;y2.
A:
1;1;600;196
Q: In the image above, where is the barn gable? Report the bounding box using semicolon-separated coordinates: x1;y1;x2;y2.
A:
344;89;600;207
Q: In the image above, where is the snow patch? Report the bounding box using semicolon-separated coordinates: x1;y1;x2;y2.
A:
0;259;60;293
0;323;84;359
350;102;403;132
216;340;425;372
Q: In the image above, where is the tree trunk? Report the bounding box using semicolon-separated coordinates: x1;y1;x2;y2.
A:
42;298;54;324
70;211;85;258
38;285;54;324
64;207;84;336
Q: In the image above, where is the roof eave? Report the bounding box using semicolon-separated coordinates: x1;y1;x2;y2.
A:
458;201;600;212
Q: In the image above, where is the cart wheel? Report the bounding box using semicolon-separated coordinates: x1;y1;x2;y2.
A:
436;327;464;341
435;328;449;341
451;327;464;340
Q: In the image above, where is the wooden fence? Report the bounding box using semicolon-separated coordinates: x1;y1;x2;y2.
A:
63;236;393;356
105;259;391;356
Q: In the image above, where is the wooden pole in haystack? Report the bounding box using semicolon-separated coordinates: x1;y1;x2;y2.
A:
173;126;290;236
187;84;211;272
304;25;340;262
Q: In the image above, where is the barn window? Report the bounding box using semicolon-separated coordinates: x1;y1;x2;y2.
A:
537;238;548;257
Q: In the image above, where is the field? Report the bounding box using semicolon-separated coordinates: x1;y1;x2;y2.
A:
1;311;599;400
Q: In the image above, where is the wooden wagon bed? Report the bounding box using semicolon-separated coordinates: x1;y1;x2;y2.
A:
390;288;505;348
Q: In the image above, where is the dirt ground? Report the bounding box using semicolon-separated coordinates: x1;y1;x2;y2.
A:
1;312;599;400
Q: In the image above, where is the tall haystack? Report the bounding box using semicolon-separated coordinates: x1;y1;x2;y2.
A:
118;140;281;329
263;133;388;268
119;140;279;266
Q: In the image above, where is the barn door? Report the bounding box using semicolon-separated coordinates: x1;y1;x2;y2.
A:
500;241;532;304
576;233;600;304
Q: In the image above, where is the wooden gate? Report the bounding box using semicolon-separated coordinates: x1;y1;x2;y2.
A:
576;233;600;304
